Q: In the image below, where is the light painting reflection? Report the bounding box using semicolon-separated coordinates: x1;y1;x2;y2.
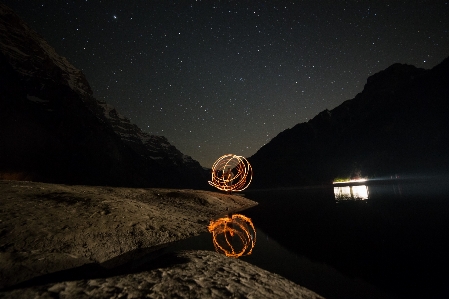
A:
208;214;256;258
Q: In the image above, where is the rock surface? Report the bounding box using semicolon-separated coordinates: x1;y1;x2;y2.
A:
1;250;324;299
0;180;257;289
0;180;325;298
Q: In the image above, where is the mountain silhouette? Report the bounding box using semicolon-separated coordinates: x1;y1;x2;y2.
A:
0;4;207;188
249;56;449;188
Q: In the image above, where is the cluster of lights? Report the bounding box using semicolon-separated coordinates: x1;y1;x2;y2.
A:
207;214;256;258
332;178;367;184
208;154;253;192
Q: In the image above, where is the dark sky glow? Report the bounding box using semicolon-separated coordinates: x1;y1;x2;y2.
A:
3;1;448;167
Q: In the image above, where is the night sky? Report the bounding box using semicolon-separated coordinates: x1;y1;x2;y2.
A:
3;1;448;167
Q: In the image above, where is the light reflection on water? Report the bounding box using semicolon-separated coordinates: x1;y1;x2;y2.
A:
162;225;389;299
334;185;369;201
207;214;256;258
243;178;449;299
143;178;449;299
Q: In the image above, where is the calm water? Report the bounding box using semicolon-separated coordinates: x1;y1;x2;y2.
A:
167;177;449;299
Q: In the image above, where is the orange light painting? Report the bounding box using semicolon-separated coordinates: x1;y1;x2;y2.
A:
208;154;253;192
207;214;256;258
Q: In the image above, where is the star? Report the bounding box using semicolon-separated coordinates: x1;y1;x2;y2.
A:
2;0;448;167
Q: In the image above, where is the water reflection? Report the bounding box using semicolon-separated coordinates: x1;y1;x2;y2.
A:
207;214;256;258
334;185;369;201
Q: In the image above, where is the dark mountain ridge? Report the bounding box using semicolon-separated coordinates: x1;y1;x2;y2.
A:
249;56;449;188
0;4;207;188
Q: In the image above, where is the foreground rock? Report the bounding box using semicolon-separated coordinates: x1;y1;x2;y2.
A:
0;180;257;289
1;250;324;299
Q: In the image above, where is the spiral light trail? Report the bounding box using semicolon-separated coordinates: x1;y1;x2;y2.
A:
208;154;253;192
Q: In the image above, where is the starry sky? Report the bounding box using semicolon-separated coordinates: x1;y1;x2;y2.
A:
3;1;449;167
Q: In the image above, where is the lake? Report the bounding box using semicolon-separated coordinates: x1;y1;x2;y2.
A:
168;176;449;299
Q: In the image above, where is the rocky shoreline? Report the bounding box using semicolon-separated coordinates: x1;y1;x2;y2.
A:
0;180;324;298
